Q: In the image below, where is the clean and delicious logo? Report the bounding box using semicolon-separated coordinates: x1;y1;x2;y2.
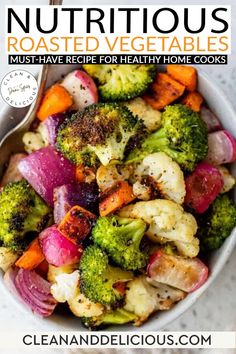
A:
0;69;38;107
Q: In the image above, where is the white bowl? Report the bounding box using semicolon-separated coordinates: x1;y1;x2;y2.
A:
0;65;235;331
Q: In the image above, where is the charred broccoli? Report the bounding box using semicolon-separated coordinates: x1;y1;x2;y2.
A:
92;216;148;270
0;180;51;251
198;194;236;251
79;245;133;307
57;103;140;166
83;64;157;101
126;104;208;171
81;308;137;330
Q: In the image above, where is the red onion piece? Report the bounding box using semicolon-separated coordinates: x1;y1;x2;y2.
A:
147;250;208;293
185;162;223;213
41;113;66;146
4;267;57;317
53;183;99;224
18;146;76;206
205;130;236;165
39;225;83;266
200;107;222;132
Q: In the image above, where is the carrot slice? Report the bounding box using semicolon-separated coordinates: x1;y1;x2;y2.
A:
99;181;135;216
143;73;185;111
167;65;197;92
58;205;97;244
75;165;86;182
15;238;45;270
37;84;73;121
181;91;204;112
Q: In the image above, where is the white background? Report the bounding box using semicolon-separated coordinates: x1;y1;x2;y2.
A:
0;1;236;354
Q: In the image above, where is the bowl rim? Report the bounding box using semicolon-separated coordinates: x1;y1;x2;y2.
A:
0;67;235;331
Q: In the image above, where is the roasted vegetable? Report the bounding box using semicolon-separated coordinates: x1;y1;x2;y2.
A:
0;180;51;251
185;162;223;213
58;205;97;243
92;216;147;270
57;103;140;166
205;130;236;165
143;73;185;110
83;64;156;101
99;181;135;216
53;182;99;224
39;225;83;267
167;65;197;91
37;84;73;121
82;308;137;329
126;104;208;172
119;199;199;258
125;97;161;132
15;237;45;270
181;91;204;112
96;164;132;193
18;146;76;207
147;250;208;292
61;70;98;110
218;166;235;194
79;245;133;307
0;247;18;272
198;195;236;251
124;275;185;325
4;267;57;317
135;152;186;204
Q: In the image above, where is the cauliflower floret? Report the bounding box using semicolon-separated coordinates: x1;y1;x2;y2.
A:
68;290;104;318
136;152;186;204
22;131;46;154
47;264;76;284
48;265;104;318
0;247;18;272
96;164;133;192
125;97;161;132
132;181;152;201
22;122;50;154
124;275;185;325
174;238;200;258
50;270;80;303
119;199;199;257
218;166;235;194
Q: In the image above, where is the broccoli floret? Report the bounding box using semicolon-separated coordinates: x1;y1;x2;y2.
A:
57;103;140;166
79;245;133;307
198;195;236;251
0;180;51;251
83;64;157;101
126;104;208;171
81;308;137;330
92;216;148;270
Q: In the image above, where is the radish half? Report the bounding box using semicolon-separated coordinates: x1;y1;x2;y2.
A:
61;70;98;111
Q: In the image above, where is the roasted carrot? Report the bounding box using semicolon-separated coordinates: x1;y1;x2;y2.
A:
37;84;73;121
15;238;45;270
75;165;86;182
167;65;197;92
181;91;204;112
58;205;97;243
143;73;185;111
99;181;135;217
